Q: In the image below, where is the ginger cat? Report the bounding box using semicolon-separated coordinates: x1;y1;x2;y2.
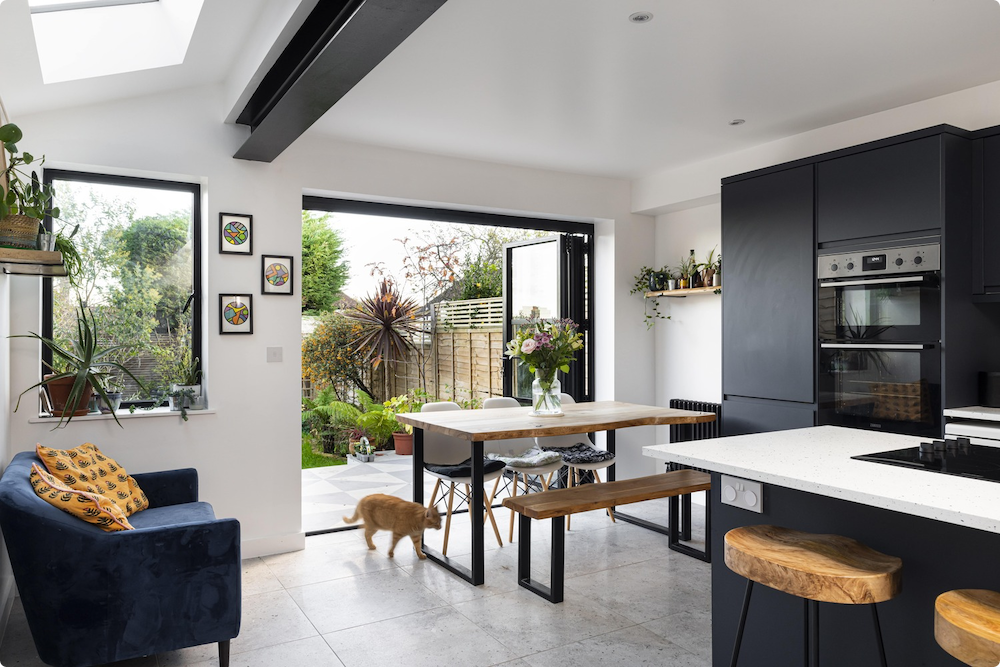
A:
344;494;442;559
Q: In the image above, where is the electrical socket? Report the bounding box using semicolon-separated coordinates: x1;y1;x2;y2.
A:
720;475;763;513
266;347;283;363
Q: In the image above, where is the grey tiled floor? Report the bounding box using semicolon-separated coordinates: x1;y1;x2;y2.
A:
0;497;712;667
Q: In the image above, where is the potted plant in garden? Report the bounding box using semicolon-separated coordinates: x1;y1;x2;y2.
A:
356;402;400;450
12;300;147;428
384;394;414;455
356;437;375;463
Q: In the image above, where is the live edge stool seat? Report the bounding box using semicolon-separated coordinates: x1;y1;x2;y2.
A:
935;589;1000;666
0;451;241;667
502;469;711;603
725;524;902;667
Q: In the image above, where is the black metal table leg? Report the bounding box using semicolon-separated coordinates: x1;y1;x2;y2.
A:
419;436;487;586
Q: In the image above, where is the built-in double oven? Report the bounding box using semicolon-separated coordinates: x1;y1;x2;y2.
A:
817;242;942;437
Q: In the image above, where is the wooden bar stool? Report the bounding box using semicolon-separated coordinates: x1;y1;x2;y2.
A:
725;524;902;667
935;589;1000;666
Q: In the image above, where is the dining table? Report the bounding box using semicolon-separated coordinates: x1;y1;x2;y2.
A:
395;400;717;586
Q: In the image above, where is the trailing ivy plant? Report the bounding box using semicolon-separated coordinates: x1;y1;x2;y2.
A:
630;266;671;329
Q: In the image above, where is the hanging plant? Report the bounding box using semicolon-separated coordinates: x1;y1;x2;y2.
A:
630;266;671;329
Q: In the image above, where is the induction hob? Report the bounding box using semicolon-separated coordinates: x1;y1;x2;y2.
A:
852;438;1000;482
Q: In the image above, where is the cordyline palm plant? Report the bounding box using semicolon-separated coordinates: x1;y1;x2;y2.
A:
346;278;422;369
12;300;147;428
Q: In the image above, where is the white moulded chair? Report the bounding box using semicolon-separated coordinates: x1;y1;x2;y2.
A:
533;393;616;529
483;396;565;543
421;401;505;555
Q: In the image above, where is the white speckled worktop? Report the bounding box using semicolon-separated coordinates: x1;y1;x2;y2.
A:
643;425;1000;534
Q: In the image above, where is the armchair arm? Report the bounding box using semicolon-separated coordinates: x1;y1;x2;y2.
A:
106;518;242;657
131;468;199;508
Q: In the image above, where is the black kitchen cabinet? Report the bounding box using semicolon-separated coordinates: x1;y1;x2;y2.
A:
817;136;942;244
722;396;815;436
978;134;1000;294
722;164;815;404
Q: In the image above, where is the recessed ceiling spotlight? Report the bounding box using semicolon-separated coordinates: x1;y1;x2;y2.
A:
729;119;746;126
629;12;653;23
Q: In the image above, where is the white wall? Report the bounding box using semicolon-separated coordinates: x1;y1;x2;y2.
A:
0;273;13;637
6;83;656;557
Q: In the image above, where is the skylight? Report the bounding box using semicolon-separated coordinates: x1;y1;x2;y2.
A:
29;0;158;14
29;0;202;84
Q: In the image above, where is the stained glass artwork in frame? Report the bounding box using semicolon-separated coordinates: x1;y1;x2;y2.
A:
219;213;252;255
219;294;253;334
261;254;294;295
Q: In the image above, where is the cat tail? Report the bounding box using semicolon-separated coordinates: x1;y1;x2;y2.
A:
343;508;361;524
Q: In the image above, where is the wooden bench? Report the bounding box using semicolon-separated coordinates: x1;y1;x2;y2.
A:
502;470;712;603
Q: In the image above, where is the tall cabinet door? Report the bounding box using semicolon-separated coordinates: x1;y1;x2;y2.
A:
722;165;815;403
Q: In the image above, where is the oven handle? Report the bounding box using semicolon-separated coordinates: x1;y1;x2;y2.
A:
819;275;927;288
820;343;933;350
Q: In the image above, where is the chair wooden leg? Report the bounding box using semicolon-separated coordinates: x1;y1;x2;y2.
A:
219;640;230;667
485;476;502;524
443;483;456;556
428;479;441;509
509;472;519;543
485;489;503;547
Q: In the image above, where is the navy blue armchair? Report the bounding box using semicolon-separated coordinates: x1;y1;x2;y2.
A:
0;451;241;667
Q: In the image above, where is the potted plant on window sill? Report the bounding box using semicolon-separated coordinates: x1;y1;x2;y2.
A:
12;300;147;428
169;356;205;412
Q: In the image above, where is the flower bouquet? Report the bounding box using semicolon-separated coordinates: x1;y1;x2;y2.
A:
505;318;584;415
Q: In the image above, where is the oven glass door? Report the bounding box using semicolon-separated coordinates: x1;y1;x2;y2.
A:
818;274;940;343
818;343;941;437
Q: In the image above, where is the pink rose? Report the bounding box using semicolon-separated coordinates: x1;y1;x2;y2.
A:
520;338;537;354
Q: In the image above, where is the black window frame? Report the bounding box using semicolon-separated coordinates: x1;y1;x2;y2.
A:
42;168;203;409
301;196;595;404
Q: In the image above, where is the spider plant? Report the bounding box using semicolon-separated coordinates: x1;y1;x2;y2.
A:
12;300;147;428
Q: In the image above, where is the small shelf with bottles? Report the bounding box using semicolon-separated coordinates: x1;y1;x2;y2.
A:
645;285;721;298
0;248;67;277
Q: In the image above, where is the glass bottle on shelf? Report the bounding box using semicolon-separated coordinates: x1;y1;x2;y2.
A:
689;249;701;288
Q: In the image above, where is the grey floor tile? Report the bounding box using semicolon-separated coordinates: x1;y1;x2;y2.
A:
521;624;708;667
261;537;398;588
323;606;516;667
180;637;342;667
230;589;319;655
240;557;284;597
287;567;448;634
452;587;634;654
643;609;712;662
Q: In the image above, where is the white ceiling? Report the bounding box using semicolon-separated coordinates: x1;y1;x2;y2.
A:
3;0;1000;181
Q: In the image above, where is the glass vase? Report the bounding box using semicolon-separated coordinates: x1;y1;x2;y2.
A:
531;370;562;416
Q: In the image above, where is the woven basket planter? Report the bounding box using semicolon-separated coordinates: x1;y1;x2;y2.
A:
0;214;41;250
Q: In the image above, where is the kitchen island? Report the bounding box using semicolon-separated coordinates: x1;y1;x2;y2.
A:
644;426;1000;666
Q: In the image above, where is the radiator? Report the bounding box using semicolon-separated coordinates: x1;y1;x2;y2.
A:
668;398;722;443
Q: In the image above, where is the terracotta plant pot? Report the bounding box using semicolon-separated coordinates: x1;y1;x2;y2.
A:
392;432;414;456
44;375;92;416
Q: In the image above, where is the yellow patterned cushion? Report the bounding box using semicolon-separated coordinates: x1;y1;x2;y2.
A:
35;443;149;516
30;463;133;532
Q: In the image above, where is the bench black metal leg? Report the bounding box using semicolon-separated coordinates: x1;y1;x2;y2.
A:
516;514;565;603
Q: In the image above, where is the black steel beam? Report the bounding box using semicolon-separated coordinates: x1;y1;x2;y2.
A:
234;0;448;162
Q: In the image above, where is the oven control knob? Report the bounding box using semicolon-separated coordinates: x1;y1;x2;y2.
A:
895;258;904;266
830;264;838;272
914;256;923;265
846;262;855;270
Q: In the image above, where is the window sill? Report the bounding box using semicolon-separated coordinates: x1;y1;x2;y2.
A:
28;407;216;424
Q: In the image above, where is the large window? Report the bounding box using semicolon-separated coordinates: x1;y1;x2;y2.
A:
43;170;201;407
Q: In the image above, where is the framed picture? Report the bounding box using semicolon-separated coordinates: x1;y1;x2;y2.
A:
219;213;252;255
261;254;294;295
219;294;253;334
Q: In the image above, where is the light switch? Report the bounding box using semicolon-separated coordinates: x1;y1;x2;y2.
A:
266;347;283;363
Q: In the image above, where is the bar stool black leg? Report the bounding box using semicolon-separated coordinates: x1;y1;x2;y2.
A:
729;580;754;667
808;600;819;667
804;599;810;667
871;603;888;667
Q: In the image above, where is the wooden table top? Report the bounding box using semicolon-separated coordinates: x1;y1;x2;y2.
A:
395;400;716;441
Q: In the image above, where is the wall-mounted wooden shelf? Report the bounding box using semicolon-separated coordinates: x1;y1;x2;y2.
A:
645;285;721;298
0;248;67;277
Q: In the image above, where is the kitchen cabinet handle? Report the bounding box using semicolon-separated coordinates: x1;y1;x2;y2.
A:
819;275;927;288
820;343;932;350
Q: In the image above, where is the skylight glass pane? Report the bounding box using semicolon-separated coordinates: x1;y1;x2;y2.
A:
29;0;157;14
